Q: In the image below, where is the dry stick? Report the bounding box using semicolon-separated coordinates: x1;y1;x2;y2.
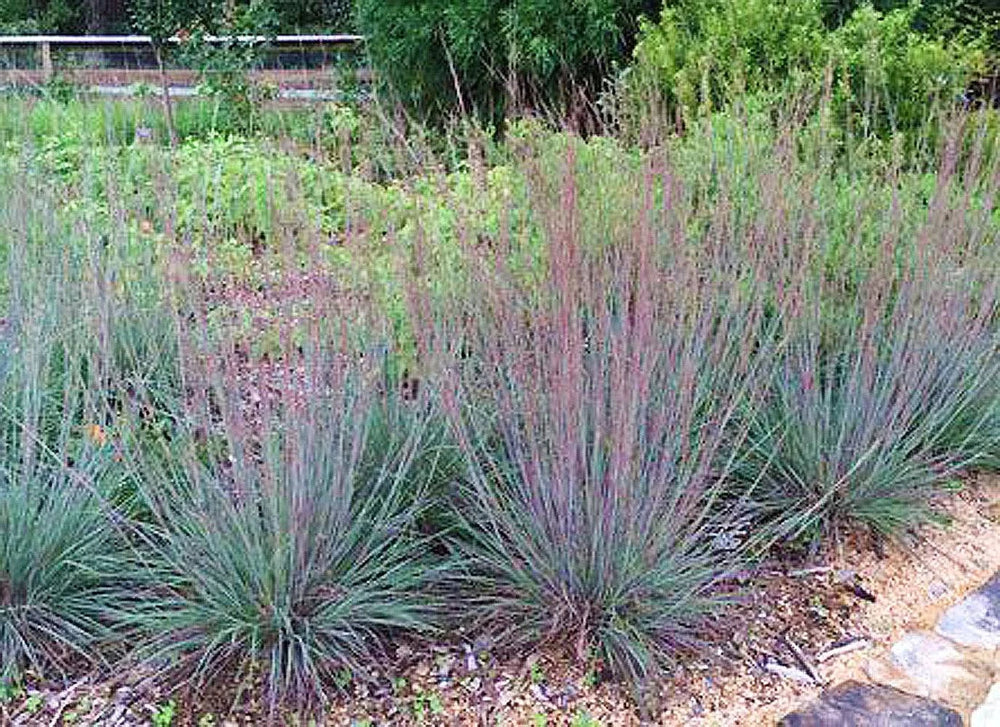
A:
817;638;870;663
47;679;85;727
153;43;178;149
781;633;824;685
788;566;834;578
441;33;468;120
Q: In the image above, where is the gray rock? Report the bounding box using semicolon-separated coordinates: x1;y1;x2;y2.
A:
863;630;993;712
779;680;963;726
936;571;1000;649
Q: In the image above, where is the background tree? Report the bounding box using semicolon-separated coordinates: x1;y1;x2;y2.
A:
131;0;231;145
630;0;989;141
84;0;129;32
131;0;278;142
0;0;82;33
820;0;1000;30
354;0;662;125
269;0;354;32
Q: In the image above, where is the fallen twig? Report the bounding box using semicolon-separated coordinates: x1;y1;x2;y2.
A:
781;633;824;685
817;638;870;663
47;678;87;727
788;566;834;578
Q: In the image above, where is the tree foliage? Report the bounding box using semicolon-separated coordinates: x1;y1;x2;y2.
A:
0;0;83;33
354;0;662;123
1;0;353;34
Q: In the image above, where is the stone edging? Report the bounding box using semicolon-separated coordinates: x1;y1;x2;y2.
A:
780;572;1000;725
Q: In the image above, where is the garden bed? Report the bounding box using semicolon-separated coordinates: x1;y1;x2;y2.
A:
2;92;1000;726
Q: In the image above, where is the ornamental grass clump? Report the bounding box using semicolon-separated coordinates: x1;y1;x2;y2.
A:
737;127;1000;546
124;259;445;715
422;143;776;688
0;326;128;687
0;373;126;687
0;183;133;686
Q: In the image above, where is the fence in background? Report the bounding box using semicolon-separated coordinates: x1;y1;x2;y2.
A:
0;35;366;100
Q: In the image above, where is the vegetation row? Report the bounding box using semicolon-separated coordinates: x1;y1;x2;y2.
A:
1;87;1000;720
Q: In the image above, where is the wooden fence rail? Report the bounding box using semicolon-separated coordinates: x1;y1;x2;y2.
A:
0;34;366;97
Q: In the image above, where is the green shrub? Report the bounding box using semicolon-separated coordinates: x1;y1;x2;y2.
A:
630;0;826;119
173;0;282;132
0;0;80;33
822;0;1000;42
828;3;986;139
629;0;985;140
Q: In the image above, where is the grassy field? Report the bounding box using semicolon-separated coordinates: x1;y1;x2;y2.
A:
1;91;1000;722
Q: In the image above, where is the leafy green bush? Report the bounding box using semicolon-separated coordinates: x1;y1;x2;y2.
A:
822;0;1000;40
174;1;281;132
270;0;355;32
630;0;826;118
0;0;80;33
828;3;986;138
629;0;985;138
